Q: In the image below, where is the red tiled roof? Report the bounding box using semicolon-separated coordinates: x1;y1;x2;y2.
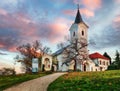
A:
89;52;109;60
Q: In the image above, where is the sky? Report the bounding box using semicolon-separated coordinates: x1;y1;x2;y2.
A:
0;0;120;71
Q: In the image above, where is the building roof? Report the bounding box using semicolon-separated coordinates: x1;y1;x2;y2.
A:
74;5;89;28
74;7;83;24
89;52;109;60
52;48;64;56
52;45;70;56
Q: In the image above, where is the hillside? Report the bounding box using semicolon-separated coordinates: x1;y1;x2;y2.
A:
48;70;120;91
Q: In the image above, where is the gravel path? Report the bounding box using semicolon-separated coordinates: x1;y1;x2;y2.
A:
4;73;66;91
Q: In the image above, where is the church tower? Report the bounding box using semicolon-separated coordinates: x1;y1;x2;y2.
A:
69;5;89;43
69;5;89;70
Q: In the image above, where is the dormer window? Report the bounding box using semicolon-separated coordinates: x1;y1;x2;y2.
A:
73;32;75;36
82;30;84;36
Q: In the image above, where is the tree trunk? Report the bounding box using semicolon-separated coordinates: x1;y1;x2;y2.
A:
74;60;77;71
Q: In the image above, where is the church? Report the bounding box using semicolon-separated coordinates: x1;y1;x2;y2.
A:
41;6;110;72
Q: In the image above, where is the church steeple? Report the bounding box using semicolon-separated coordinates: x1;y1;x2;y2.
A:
74;4;83;24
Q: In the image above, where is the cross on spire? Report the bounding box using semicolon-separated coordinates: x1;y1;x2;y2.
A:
77;4;79;10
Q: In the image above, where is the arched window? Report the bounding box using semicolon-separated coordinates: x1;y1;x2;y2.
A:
73;32;75;36
82;30;84;36
99;60;101;65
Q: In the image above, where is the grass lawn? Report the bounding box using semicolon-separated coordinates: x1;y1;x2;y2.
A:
48;70;120;91
0;72;52;91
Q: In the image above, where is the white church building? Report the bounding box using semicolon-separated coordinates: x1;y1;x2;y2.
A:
41;7;110;72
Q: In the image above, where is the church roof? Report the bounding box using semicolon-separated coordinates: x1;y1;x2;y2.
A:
74;8;83;24
74;5;89;28
52;48;64;56
52;45;70;56
89;52;109;60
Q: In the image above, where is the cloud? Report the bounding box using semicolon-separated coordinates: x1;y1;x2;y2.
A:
48;18;71;43
114;0;120;3
113;15;120;31
89;22;120;50
0;62;12;69
63;10;75;16
35;17;71;44
73;0;102;11
80;8;94;18
81;0;102;10
0;8;72;51
0;0;24;7
0;8;38;51
63;8;94;18
0;52;7;55
88;5;120;50
0;8;7;15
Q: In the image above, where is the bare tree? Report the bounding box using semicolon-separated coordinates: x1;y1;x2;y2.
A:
16;40;51;73
2;68;16;75
58;37;90;71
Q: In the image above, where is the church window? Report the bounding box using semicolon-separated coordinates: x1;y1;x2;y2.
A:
73;32;75;36
82;30;84;36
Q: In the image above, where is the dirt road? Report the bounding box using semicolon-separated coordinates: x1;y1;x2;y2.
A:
4;73;66;91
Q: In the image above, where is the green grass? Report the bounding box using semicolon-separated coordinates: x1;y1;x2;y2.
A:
0;72;52;91
48;70;120;91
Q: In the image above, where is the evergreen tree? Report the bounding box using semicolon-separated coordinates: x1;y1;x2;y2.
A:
103;52;111;64
115;50;120;69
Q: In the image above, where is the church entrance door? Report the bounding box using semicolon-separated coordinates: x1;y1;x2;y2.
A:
83;64;86;71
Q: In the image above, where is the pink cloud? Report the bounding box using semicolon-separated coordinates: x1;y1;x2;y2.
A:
63;8;94;18
0;8;73;51
113;15;120;31
80;8;94;18
0;8;7;16
0;8;39;37
0;44;4;48
47;18;72;43
114;0;120;3
63;10;75;16
82;0;102;10
9;46;17;52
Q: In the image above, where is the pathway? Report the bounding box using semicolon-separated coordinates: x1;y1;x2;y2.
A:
4;72;66;91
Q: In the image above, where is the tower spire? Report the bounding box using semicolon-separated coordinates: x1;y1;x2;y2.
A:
74;4;83;24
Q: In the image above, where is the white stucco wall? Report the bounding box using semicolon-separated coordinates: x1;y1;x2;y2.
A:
90;58;110;71
98;58;110;71
56;54;63;71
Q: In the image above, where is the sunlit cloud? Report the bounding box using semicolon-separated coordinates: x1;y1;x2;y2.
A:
113;15;120;31
114;0;120;3
0;8;72;51
0;8;7;15
63;8;94;18
80;8;94;18
81;0;102;10
48;18;71;43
